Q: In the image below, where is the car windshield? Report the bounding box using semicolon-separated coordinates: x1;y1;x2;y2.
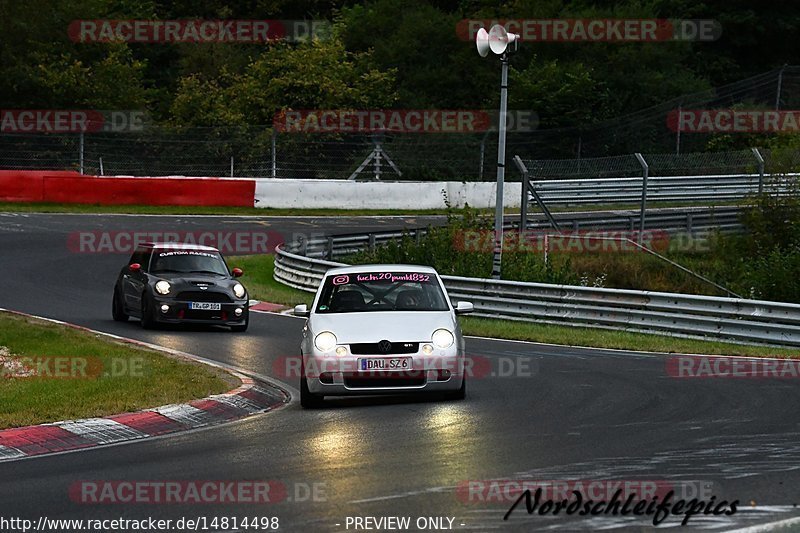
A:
150;249;230;276
315;271;449;313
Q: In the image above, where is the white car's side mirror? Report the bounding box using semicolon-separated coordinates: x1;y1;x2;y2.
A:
293;304;310;317
455;301;474;315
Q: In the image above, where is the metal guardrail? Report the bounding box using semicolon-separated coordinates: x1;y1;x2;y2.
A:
520;206;742;233
274;238;800;347
525;173;794;205
284;206;743;262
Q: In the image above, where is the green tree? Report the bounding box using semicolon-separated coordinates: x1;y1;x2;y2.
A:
169;36;397;127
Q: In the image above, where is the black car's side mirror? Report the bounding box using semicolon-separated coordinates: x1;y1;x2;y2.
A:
232;268;243;277
129;263;142;273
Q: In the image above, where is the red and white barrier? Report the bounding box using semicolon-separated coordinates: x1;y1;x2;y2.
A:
0;170;523;209
0;170;255;207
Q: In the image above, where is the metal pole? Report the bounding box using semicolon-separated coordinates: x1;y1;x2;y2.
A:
79;131;84;175
479;132;487;180
513;155;560;232
676;103;682;155
230;156;234;178
752;147;765;195
99;157;104;176
519;161;528;237
635;152;649;245
776;65;786;111
491;53;509;279
271;129;277;178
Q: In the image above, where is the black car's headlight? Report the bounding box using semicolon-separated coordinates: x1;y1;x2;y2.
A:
233;283;245;298
155;280;171;295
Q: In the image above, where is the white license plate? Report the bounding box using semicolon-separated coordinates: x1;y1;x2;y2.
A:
190;302;221;311
359;357;412;371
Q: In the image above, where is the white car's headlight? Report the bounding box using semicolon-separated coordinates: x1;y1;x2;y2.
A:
155;280;171;295
233;283;246;298
432;329;454;349
314;331;337;352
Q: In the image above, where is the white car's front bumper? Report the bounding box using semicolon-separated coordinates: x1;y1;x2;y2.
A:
303;350;464;395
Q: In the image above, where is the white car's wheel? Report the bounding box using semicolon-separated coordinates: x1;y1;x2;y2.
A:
300;361;324;408
444;376;466;401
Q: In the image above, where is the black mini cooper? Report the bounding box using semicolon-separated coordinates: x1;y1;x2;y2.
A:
112;243;249;332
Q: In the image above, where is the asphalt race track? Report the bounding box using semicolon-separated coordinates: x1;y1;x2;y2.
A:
1;213;800;532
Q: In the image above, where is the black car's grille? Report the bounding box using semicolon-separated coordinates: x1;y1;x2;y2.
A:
184;309;226;320
175;291;232;303
349;342;419;355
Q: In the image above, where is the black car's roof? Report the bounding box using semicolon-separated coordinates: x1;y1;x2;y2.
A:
138;242;220;253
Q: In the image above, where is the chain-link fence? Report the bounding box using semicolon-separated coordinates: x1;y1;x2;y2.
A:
0;128;509;180
1;67;798;180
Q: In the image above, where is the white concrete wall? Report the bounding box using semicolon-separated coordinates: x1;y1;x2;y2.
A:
254;179;522;209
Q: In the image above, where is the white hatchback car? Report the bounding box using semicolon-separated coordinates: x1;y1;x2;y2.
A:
293;264;473;408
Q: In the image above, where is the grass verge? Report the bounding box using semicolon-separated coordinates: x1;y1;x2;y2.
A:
238;255;799;358
234;255;313;307
460;317;800;358
0;312;236;429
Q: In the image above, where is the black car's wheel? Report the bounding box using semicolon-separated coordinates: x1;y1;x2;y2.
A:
230;312;249;332
443;376;466;401
140;293;157;329
300;361;324;408
112;287;128;322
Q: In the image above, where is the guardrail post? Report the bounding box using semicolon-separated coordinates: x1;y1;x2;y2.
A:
299;235;307;256
326;236;334;260
635;153;649;244
686;212;693;233
752;147;765;195
369;233;376;253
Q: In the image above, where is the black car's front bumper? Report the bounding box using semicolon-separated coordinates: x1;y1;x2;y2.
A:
150;296;248;325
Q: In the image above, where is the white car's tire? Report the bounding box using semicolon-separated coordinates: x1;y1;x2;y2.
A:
300;361;324;408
